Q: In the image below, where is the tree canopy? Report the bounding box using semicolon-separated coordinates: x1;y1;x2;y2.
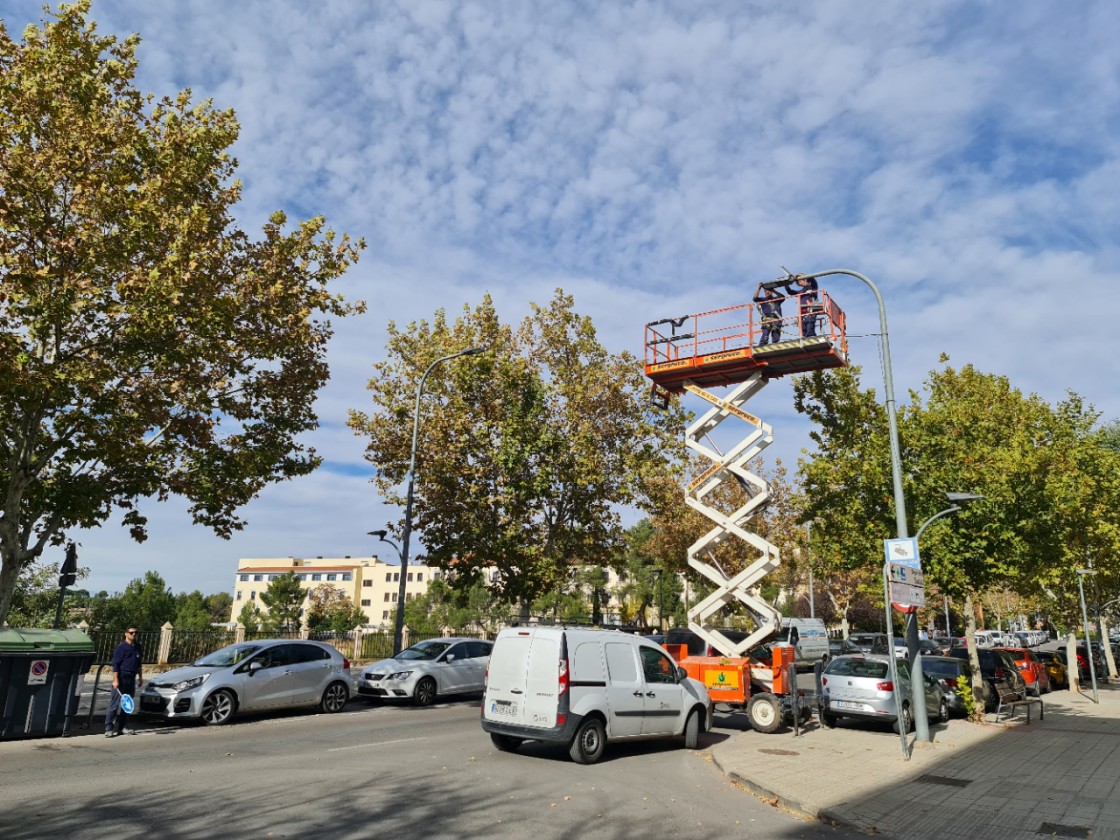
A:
0;3;363;624
348;290;688;617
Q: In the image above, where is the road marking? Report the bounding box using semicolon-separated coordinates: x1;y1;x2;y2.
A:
327;737;430;752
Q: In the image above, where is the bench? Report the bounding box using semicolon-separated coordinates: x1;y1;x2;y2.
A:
993;686;1043;723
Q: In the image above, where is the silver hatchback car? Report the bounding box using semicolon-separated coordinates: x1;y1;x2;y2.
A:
139;639;354;726
820;654;948;733
358;637;493;706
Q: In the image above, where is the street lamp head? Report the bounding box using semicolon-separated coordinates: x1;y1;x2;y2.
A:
461;346;486;356
1076;568;1098;576
945;492;983;505
368;529;388;540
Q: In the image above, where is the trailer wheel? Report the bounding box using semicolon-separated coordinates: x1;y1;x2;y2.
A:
747;694;782;734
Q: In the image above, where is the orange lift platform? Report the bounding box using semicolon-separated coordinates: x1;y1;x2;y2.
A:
643;279;849;733
644;288;848;403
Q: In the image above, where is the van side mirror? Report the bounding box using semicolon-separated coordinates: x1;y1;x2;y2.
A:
676;666;689;682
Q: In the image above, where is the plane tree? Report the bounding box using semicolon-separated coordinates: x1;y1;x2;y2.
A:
0;4;363;623
348;290;688;620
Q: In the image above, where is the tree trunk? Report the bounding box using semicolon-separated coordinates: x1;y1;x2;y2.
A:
1100;617;1118;680
1066;632;1080;694
964;593;985;707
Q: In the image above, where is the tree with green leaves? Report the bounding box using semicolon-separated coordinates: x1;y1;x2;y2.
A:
259;571;304;633
237;601;264;634
0;2;364;625
348;290;687;619
206;592;234;625
89;570;176;631
173;590;213;632
305;584;366;633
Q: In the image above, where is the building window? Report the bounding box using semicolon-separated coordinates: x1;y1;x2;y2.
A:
391;593;398;602
341;573;352;581
407;572;414;582
249;591;256;600
384;593;390;602
239;574;249;582
433;571;442;581
312;574;321;581
386;573;392;582
269;575;277;581
393;572;399;582
327;573;336;581
253;574;263;582
361;599;371;607
363;579;372;587
382;611;390;620
417;573;423;582
235;591;242;600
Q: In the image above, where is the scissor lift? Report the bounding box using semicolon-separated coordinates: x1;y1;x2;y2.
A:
645;280;848;733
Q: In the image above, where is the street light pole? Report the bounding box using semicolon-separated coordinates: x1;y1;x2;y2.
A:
1077;568;1099;703
806;521;814;619
390;346;485;656
802;268;913;754
652;569;664;633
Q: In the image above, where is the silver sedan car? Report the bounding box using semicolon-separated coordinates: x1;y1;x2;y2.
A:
139;639;354;726
358;637;493;706
819;653;948;733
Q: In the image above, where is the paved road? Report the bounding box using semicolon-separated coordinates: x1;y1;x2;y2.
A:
0;697;862;840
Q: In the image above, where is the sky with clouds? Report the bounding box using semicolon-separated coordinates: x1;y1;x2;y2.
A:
3;0;1118;598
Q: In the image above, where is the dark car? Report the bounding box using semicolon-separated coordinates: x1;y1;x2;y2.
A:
847;632;878;653
829;638;864;658
922;655;971;715
947;647;1026;710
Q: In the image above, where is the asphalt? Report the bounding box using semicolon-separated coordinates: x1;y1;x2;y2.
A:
710;677;1120;839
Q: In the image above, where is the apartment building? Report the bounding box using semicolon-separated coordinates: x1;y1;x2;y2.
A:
230;556;440;627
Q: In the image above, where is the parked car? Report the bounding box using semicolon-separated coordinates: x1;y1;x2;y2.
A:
1033;650;1068;690
869;635;908;657
946;648;1026;710
829;637;864;658
819;654;948;733
847;633;879;653
358;637;493;705
139;639;353;726
997;647;1049;696
1054;647;1090;683
921;655;971;716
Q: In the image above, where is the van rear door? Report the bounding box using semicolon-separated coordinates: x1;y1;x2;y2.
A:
484;632;533;727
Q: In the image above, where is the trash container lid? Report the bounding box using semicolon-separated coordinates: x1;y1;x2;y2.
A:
0;627;94;652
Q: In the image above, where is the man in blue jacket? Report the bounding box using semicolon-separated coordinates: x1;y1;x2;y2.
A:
105;625;144;737
784;275;821;337
753;282;785;346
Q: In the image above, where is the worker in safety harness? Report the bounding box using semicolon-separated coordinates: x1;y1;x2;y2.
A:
753;282;785;346
784;274;820;338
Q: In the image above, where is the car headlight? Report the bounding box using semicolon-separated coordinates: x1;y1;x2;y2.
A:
389;670;413;680
172;674;209;692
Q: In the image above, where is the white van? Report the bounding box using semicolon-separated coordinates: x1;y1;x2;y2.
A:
775;618;831;666
481;626;713;764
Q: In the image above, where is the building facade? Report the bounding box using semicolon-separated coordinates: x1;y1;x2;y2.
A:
230;556;441;627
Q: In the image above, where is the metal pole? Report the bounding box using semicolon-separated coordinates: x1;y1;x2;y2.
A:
1077;570;1099;703
392;347;484;656
944;596;951;637
657;571;664;633
804;268;923;740
807;522;815;619
884;562;909;758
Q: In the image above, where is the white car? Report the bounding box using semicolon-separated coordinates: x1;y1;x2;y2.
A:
358;637;493;706
139;639;353;726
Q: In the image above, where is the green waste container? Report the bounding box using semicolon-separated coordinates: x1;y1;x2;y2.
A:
0;627;95;740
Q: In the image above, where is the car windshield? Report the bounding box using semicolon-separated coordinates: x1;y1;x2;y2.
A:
397;640;452;661
923;659;962;676
193;643;262;667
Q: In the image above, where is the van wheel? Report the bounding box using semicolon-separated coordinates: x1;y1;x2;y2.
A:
491;733;523;753
747;694;782;734
569;717;606;764
683;709;702;750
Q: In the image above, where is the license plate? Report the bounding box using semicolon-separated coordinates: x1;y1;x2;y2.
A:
832;700;862;710
491;699;517;717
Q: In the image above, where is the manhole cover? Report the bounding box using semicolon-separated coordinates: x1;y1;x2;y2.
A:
916;774;972;788
1037;823;1091;839
758;748;799;756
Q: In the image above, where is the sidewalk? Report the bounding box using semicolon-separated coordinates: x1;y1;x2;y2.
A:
710;682;1120;839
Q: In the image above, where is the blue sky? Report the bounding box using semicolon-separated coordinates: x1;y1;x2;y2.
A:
3;0;1118;598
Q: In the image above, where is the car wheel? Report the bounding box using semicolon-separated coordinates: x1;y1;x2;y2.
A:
893;703;914;734
569;717;606;764
320;681;349;714
201;689;236;726
937;697;950;723
413;677;437;707
820;710;838;728
683;709;702;750
491;733;523;753
747;694;782;734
